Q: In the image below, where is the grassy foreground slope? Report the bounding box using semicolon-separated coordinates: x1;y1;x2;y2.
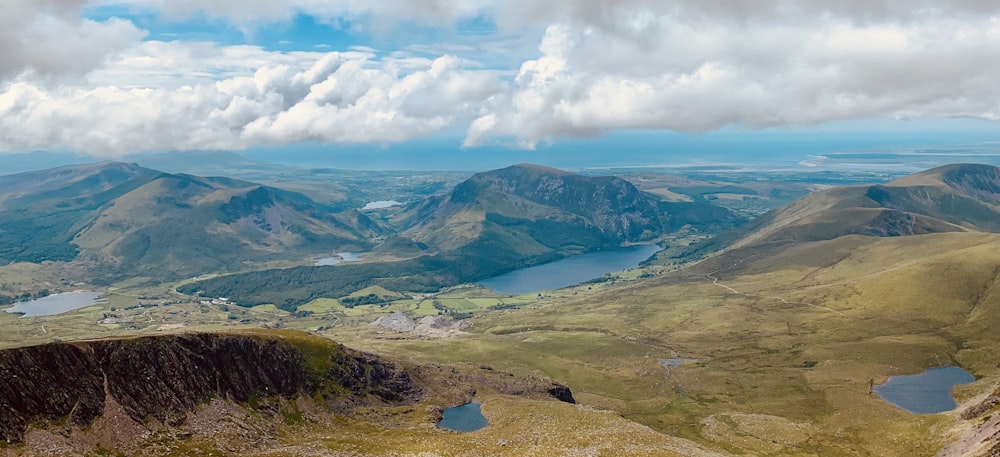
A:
329;231;1000;456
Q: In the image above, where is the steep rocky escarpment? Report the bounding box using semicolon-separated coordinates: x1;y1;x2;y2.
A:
0;343;106;443
93;334;310;426
0;332;418;443
0;331;575;452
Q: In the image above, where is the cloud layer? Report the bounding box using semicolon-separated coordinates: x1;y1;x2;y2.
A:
0;47;502;155
2;1;999;155
465;9;1000;147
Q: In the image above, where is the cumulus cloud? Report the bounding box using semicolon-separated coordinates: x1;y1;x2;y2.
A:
0;44;503;155
464;4;1000;147
3;0;1000;155
0;0;145;81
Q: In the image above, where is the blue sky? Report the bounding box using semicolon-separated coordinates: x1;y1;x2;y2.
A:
1;1;999;170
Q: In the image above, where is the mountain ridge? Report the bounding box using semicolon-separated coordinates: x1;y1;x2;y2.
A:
0;162;380;278
683;163;1000;257
396;163;738;256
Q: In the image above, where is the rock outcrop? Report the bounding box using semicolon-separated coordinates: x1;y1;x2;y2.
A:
0;331;576;453
0;332;417;443
371;313;470;338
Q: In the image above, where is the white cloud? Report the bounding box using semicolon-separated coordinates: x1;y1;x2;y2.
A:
0;43;504;155
464;7;1000;147
2;0;1000;155
0;0;145;81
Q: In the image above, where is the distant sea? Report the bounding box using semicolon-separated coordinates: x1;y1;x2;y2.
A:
3;118;999;175
238;120;1000;173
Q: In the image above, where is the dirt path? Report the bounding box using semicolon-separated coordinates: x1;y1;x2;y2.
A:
704;270;844;317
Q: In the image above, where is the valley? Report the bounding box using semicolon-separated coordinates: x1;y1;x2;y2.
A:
2;159;1000;456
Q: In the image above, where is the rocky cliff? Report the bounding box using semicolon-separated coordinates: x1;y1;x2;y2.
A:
0;332;419;443
0;331;574;456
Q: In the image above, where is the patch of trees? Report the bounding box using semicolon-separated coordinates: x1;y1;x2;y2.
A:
0;211;81;263
484;213;611;251
0;289;50;306
340;293;388;308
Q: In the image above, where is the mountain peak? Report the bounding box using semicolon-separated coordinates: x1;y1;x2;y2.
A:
890;163;1000;204
506;163;572;174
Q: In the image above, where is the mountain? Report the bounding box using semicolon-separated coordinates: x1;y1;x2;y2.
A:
688;163;1000;255
393;163;739;259
180;164;740;309
0;162;380;279
0;161;154;211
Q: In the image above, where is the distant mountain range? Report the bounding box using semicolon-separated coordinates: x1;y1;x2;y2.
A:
0;162;743;287
173;164;742;308
0;162;379;280
14;161;1000;297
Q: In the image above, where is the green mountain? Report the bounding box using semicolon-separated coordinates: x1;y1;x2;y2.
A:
0;162;380;279
687;163;1000;256
393;163;739;258
183;164;741;309
0;162;159;264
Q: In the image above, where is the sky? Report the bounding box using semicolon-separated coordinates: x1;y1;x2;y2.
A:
2;1;1000;168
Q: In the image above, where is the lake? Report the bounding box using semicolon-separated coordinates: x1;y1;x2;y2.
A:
438;402;488;432
477;244;662;295
315;252;363;266
361;200;402;210
3;291;106;318
873;366;975;414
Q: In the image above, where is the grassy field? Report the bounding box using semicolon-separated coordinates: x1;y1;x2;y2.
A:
322;232;1000;455
3;233;1000;455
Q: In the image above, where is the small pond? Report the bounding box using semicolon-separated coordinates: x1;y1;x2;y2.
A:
660;358;698;368
3;291;106;318
477;244;662;295
873;366;974;414
438;402;488;432
315;252;363;266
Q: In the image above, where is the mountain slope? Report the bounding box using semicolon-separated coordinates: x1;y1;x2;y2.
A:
395;163;739;258
689;164;1000;255
0;162;162;263
0;162;380;278
181;164;741;309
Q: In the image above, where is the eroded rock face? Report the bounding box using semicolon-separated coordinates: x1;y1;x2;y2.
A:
0;331;577;455
0;333;418;443
0;343;105;442
93;334;306;426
